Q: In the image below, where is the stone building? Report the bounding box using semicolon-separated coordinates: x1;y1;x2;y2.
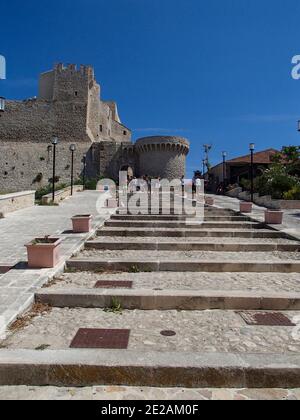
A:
0;64;189;192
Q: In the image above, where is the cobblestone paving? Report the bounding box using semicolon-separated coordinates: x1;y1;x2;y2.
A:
48;271;300;292
0;385;299;400
79;249;300;261
2;308;300;354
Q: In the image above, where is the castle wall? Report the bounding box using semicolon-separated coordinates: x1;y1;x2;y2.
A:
39;71;55;101
138;149;187;180
0;63;133;192
135;136;189;180
0;100;55;143
0;142;92;193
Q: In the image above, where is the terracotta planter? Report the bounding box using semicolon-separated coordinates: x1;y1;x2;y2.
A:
25;237;62;269
107;198;118;208
240;202;252;213
265;210;283;225
205;197;214;206
72;214;93;233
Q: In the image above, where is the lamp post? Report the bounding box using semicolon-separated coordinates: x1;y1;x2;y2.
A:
69;144;76;196
249;143;255;202
298;120;300;132
222;151;227;194
82;154;87;190
202;159;206;179
0;97;5;112
51;137;58;202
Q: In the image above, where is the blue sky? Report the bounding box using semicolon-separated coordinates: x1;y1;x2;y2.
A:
1;0;300;177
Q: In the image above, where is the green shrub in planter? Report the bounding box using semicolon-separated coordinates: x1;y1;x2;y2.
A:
283;185;300;200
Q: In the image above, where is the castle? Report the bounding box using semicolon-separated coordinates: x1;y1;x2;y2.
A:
0;64;189;192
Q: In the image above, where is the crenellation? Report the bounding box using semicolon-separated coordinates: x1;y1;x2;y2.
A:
0;63;189;192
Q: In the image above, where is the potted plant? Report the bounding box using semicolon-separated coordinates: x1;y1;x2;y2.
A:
25;236;62;268
106;198;118;208
265;209;284;224
205;197;214;206
72;214;93;233
240;201;253;213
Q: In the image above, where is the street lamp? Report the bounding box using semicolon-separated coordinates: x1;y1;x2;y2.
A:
69;144;76;196
298;120;300;132
249;143;255;202
51;137;59;202
202;159;206;179
222;151;227;193
0;97;5;112
82;154;87;190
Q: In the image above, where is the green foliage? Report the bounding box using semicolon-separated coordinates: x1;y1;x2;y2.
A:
35;183;68;201
48;176;60;184
242;145;300;200
104;297;123;314
84;178;98;190
129;265;140;273
283;185;300;200
32;173;43;184
255;164;299;199
83;176;107;190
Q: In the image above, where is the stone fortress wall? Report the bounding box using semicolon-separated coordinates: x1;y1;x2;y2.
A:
135;136;190;180
0;64;189;193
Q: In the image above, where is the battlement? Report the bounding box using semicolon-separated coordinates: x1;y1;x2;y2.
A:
54;63;95;79
38;63;96;101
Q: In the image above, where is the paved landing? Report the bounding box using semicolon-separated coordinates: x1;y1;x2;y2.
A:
0;191;113;337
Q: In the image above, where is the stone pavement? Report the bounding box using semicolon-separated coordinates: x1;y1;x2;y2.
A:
0;190;113;337
1;196;300;398
212;194;300;241
0;385;299;400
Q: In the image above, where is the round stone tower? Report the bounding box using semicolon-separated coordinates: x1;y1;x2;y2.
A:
135;136;190;180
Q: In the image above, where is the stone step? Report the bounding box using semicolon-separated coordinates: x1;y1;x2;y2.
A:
35;288;300;311
97;228;285;239
46;271;300;294
112;214;251;222
66;258;300;273
0;349;299;388
104;220;262;229
0;385;298;400
85;240;300;252
117;209;236;216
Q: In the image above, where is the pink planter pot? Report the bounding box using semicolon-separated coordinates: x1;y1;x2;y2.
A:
240;202;253;213
26;237;62;269
265;210;283;225
72;214;93;233
107;198;118;208
205;197;214;206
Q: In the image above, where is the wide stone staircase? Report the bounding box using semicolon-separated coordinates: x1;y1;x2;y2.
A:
1;201;300;390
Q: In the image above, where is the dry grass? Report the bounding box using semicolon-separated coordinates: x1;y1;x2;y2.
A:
42;276;61;288
9;303;52;332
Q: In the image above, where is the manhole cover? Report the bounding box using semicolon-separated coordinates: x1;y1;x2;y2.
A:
160;330;176;337
153;288;163;291
70;328;130;349
94;281;133;289
238;312;296;326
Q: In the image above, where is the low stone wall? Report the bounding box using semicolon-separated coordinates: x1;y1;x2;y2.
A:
0;191;35;217
226;189;300;210
42;185;83;205
226;187;242;198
